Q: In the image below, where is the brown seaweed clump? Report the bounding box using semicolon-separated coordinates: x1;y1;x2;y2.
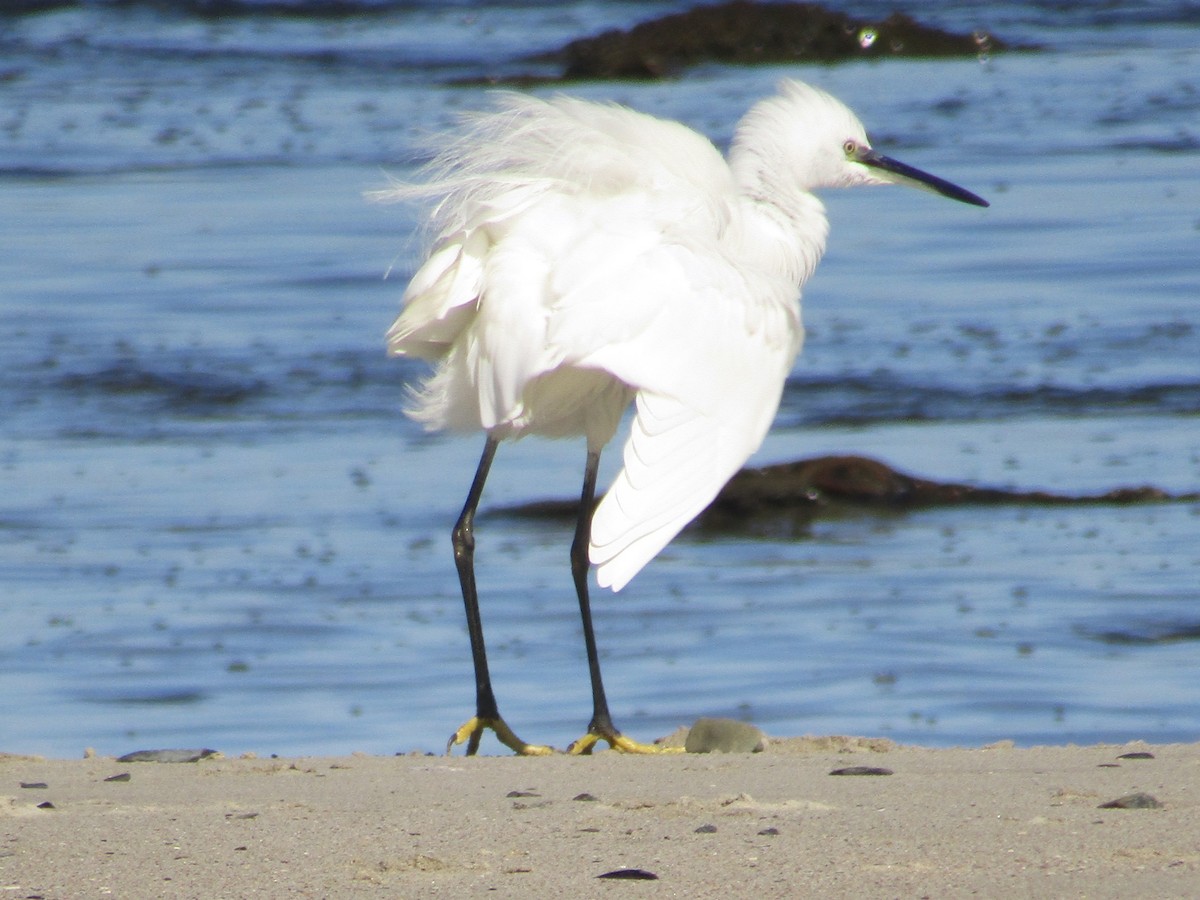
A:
697;455;1178;534
499;455;1188;537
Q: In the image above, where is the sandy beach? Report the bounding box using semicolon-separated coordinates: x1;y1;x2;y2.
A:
4;734;1197;898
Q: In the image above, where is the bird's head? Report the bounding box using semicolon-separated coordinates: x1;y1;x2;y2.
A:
733;80;989;208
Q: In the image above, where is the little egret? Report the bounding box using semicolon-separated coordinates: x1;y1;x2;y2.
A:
383;80;987;755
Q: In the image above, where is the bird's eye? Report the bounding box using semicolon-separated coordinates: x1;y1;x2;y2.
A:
843;140;859;158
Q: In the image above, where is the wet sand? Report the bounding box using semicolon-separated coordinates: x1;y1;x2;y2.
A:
4;736;1197;897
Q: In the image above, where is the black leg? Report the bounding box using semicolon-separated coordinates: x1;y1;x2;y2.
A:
446;437;552;755
452;436;501;736
567;449;682;755
570;450;617;741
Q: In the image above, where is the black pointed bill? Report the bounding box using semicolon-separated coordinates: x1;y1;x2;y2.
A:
857;147;989;208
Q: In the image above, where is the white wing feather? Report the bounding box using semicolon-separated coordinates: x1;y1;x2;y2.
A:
556;241;801;590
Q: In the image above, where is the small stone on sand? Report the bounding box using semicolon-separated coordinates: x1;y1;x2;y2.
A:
1098;792;1163;809
684;718;768;753
116;748;220;763
830;765;894;776
598;868;658;880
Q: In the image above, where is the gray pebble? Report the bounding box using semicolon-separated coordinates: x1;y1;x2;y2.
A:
829;765;893;776
1098;792;1163;809
117;748;218;763
598;868;658;880
684;717;768;753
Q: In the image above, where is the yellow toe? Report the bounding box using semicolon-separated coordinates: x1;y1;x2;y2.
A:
446;716;556;756
567;727;683;755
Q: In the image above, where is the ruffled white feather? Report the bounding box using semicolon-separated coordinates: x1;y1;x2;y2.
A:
380;82;873;589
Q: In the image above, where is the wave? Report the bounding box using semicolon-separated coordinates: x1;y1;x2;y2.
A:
8;0;1200;28
777;373;1200;428
5;342;1197;444
1;346;411;442
54;363;267;411
0;0;450;20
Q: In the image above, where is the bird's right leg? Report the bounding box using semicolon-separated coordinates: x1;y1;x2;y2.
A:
567;450;682;756
446;436;554;756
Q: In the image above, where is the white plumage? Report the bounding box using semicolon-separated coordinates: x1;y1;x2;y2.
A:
383;82;886;589
380;81;987;754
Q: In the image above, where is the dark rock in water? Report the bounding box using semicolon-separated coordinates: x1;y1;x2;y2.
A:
532;1;1008;81
1078;623;1200;647
497;454;1190;534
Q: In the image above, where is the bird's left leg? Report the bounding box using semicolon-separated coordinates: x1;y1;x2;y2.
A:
567;450;682;756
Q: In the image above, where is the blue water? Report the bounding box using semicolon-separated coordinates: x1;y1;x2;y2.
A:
2;1;1198;757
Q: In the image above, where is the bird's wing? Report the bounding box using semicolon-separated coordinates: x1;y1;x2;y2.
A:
386;92;801;544
385;176;557;359
587;393;750;592
386;93;734;364
545;231;802;591
385;227;486;360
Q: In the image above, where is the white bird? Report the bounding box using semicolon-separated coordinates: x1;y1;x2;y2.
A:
382;80;987;756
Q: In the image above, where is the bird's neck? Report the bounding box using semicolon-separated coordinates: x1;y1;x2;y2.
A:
731;161;829;287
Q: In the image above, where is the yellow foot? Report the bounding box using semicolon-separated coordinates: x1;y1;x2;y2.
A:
446;715;556;756
567;727;685;756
